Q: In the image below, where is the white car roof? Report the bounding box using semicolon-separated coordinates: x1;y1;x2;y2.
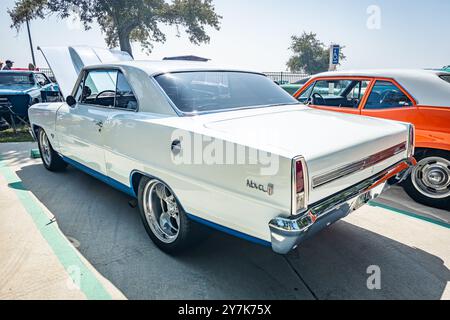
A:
39;46;262;98
314;69;450;108
104;60;261;76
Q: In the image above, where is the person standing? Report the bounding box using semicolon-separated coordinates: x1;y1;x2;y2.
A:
28;63;36;71
2;60;14;70
0;60;3;70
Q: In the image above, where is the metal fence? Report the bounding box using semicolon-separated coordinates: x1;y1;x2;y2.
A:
264;72;309;84
39;68;55;81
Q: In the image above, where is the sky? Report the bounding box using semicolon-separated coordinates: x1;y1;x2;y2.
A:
1;0;449;72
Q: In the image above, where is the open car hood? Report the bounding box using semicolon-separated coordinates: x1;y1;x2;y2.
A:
38;46;133;99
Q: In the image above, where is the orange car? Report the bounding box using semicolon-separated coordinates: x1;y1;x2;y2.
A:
294;69;450;210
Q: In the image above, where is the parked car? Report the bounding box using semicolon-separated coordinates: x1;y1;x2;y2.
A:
29;47;414;254
280;77;311;95
0;70;61;127
293;69;450;209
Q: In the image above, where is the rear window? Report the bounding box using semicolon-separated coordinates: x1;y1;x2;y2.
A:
440;75;450;84
155;71;299;114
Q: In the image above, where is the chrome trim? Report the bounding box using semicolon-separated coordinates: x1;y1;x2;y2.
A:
291;156;310;216
312;142;407;189
407;124;415;157
143;179;181;244
412;156;450;199
269;157;414;254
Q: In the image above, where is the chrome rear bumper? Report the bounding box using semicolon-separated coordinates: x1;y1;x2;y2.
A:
269;157;415;254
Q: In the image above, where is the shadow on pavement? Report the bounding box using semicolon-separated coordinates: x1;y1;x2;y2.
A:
1;146;38;167
374;186;449;225
16;163;450;300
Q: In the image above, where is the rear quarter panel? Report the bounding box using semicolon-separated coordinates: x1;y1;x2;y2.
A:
363;105;450;152
415;106;450;152
102;112;292;242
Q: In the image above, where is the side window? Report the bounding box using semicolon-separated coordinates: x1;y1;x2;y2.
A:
309;79;370;108
311;80;352;99
365;81;413;109
347;81;369;100
115;72;138;110
297;83;314;103
35;73;50;86
81;70;118;107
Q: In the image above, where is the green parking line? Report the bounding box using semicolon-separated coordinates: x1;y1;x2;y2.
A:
0;156;112;300
369;201;450;229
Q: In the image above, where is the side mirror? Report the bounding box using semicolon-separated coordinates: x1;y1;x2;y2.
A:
66;95;77;107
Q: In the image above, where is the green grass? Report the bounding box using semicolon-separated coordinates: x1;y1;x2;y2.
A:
0;127;34;143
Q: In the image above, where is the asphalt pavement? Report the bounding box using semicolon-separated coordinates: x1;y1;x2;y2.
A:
1;142;449;300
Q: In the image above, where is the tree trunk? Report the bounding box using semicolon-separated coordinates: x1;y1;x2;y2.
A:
118;30;133;58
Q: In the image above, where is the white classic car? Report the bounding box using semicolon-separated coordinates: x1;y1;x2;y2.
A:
29;47;415;254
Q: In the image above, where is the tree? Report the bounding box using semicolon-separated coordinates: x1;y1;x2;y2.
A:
8;0;222;57
286;32;345;74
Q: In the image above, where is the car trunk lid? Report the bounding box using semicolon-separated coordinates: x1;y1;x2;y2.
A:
201;105;409;203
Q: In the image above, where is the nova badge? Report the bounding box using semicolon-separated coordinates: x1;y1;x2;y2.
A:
247;179;274;196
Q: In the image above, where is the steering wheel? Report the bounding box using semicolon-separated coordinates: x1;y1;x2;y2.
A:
95;90;116;104
380;90;397;104
311;92;325;105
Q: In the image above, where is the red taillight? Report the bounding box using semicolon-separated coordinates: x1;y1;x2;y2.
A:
292;157;307;215
296;160;304;194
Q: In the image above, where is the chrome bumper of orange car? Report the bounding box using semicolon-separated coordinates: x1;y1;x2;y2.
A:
269;157;416;255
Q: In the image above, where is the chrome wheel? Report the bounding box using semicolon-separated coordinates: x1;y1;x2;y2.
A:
39;130;52;166
143;180;181;244
412;156;450;199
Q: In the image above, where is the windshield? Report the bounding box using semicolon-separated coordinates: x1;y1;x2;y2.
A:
155;71;299;114
0;73;35;86
440;75;450;84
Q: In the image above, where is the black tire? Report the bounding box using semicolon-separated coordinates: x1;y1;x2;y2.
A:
37;128;67;172
403;149;450;210
137;176;202;254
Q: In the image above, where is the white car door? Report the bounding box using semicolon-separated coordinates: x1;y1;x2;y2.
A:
56;69;119;175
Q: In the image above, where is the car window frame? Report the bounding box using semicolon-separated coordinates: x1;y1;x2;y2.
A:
75;67;139;112
80;69;118;108
295;76;417;112
114;71;139;111
362;78;417;111
153;70;300;116
34;73;51;86
296;81;315;103
295;76;375;110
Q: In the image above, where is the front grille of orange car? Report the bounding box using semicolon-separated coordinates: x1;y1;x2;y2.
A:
311;142;407;188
